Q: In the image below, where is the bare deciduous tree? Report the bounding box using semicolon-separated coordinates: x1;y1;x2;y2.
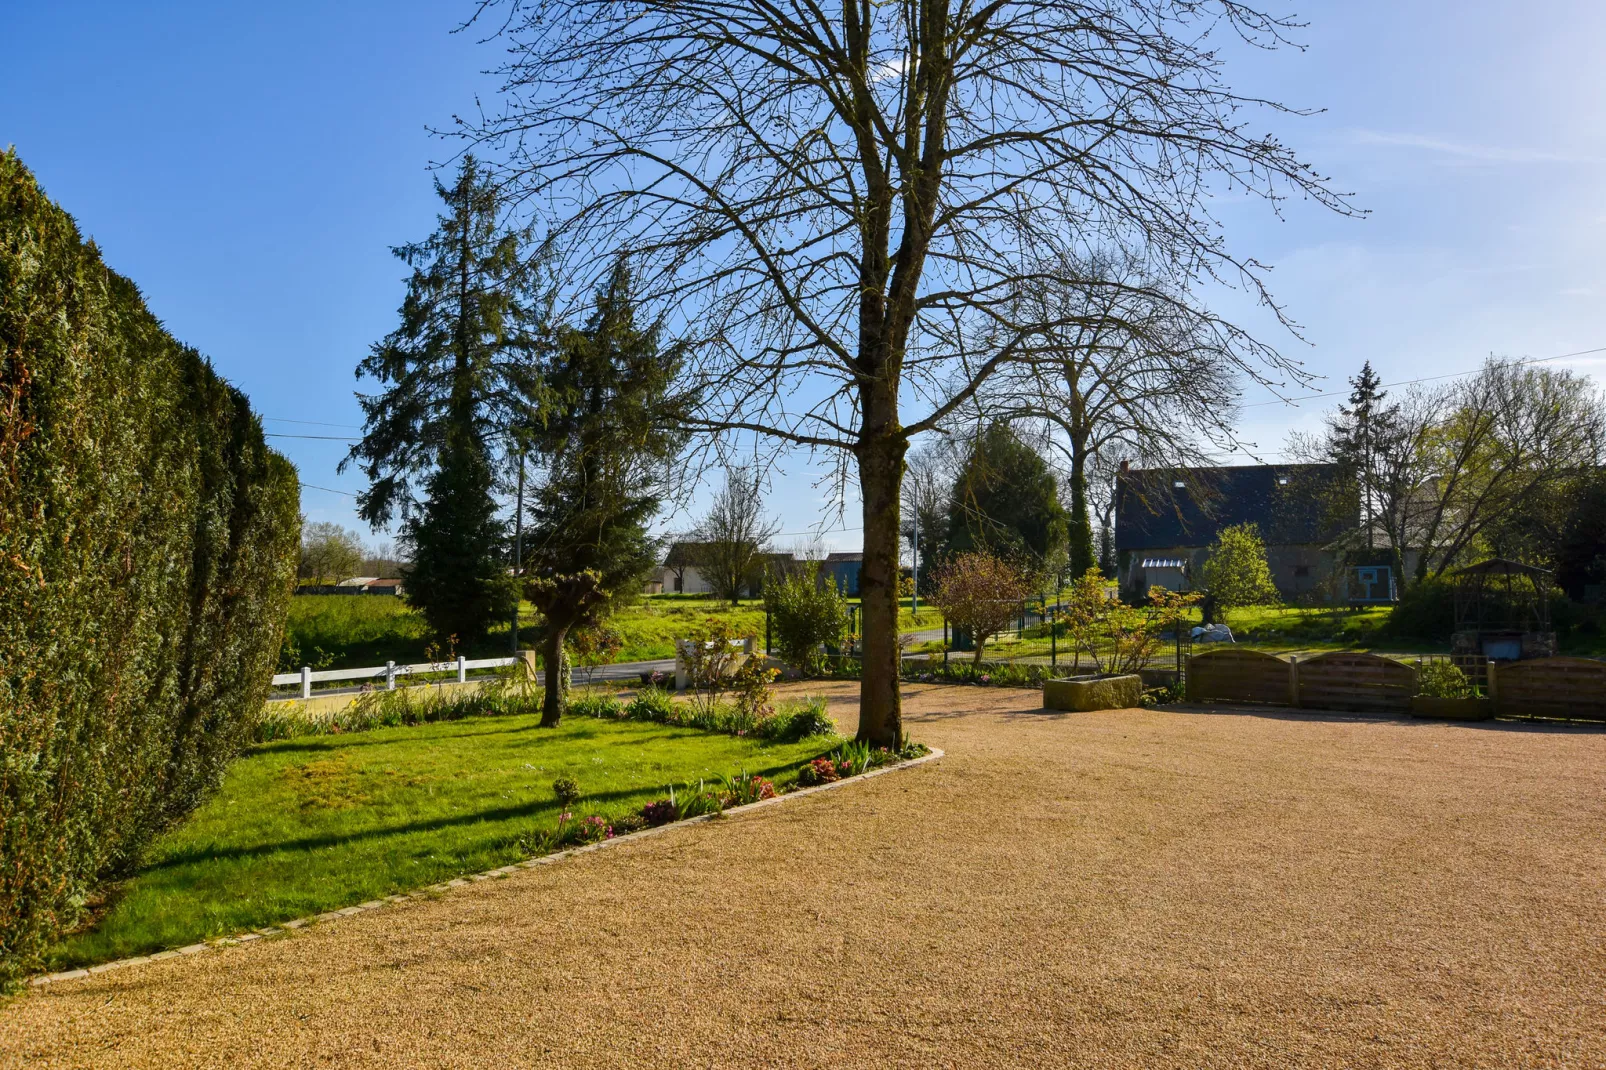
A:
980;254;1246;575
469;0;1356;743
1290;359;1606;585
697;467;782;604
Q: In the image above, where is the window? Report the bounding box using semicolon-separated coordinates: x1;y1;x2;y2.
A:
1173;480;1185;489
1278;477;1289;486
1294;565;1310;578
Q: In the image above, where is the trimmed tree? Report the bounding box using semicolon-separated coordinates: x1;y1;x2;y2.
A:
473;1;1357;746
931;552;1033;665
1200;523;1280;623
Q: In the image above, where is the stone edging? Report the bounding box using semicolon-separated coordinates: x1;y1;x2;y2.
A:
29;746;944;988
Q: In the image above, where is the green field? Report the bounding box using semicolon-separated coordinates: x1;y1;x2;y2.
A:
283;593;944;671
50;711;836;970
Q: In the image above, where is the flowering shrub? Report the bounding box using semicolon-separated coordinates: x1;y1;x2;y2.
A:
720;771;778;806
732;657;779;722
797;757;841;787
641;799;676;826
572;815;613;844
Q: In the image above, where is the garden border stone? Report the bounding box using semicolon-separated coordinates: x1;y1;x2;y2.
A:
26;746;943;988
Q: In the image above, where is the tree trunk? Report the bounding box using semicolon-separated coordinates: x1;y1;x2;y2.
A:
1068;442;1095;577
855;428;906;748
539;626;570;728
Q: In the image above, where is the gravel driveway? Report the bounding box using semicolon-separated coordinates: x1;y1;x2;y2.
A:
5;683;1603;1068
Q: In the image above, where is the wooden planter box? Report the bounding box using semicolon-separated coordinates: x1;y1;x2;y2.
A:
1044;673;1143;712
1410;696;1494;721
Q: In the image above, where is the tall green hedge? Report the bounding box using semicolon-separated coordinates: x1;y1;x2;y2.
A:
0;150;300;985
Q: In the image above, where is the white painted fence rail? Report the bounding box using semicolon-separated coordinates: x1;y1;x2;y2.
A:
271;656;519;700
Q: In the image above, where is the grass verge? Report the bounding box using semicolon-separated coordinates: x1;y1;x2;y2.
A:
49;705;838;971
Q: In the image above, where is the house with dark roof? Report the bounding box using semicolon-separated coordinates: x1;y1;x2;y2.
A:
1114;463;1357;600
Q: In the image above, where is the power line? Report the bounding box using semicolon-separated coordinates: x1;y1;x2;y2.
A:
264;417;364;429
1241;344;1606;410
266;433;361;442
301;483;358;497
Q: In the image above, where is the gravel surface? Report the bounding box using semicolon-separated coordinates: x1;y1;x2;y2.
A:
5;684;1603;1068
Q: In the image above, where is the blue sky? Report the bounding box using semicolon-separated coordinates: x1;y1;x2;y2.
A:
6;1;1603;553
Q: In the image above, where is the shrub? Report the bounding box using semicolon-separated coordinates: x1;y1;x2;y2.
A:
668;780;724;820
584;684;836;744
552;777;583;807
640;799;676;826
0;151;301;986
797;757;841;787
1384;576;1455;640
568;691;623;720
1417;660;1472;699
612;812;648;836
761;696;837;742
763;563;849;673
1200;523;1280;622
719;771;778;807
626;686;676;721
252;671;542;742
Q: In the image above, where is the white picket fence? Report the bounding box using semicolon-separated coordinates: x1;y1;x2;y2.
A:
270;656;520;700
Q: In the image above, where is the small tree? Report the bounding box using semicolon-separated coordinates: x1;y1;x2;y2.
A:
764;563;849;674
697;467;780;604
1061;569;1201;675
521;262;684;725
930;552;1032;665
1200;523;1279;623
299;521;364;586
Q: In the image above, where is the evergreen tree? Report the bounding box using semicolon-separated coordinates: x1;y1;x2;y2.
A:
946;422;1068;585
342;155;545;641
523;260;687;725
1327;361;1402;555
403;435;517;644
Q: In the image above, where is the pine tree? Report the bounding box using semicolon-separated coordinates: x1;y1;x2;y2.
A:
1328;361;1401;554
946;422;1068;586
523;260;687;725
342;155;545;642
403;435;517;644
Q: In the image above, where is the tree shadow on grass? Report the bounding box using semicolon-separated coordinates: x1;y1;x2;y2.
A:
140;757;811;874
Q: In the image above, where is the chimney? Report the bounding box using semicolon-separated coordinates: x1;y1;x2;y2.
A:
1118;460;1130;474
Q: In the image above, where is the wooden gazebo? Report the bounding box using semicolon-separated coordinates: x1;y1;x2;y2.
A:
1450;559;1555;669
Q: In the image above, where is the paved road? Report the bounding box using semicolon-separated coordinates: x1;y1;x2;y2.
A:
8;684;1603;1067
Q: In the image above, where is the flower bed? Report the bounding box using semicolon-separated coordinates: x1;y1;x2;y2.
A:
525;736;929;853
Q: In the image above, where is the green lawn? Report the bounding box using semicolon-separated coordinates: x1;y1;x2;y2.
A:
284;593;945;672
51;713;834;970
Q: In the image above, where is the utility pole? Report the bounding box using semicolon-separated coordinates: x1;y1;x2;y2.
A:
511;447;525;654
911;496;919;617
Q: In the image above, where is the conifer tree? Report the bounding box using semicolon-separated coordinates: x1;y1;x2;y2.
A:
946;423;1068;587
403;434;516;644
342;155;544;641
1328;362;1402;554
523;260;687;725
